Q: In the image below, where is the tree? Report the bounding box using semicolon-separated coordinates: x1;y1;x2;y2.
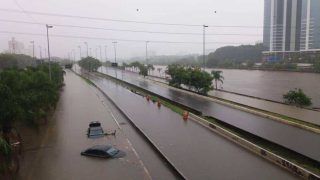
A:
211;70;224;90
78;57;101;72
147;64;155;75
166;65;213;94
283;88;312;107
189;68;213;94
138;65;148;77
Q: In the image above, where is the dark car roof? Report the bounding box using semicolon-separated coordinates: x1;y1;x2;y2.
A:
88;145;112;152
89;121;101;127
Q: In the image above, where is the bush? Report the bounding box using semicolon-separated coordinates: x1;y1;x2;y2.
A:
166;65;213;94
0;63;64;131
78;57;101;72
283;88;312;107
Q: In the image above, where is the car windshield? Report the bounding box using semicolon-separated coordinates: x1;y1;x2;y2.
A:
90;129;103;135
106;147;119;156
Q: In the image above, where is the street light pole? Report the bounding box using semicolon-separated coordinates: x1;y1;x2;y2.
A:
39;45;42;59
146;41;149;65
46;24;53;81
78;45;82;60
84;42;88;57
203;25;208;71
112;42;117;63
104;45;107;61
30;41;35;59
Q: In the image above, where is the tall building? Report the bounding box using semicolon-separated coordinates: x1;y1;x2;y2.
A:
263;0;320;53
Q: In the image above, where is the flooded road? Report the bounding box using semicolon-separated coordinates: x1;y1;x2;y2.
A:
146;65;320;108
86;71;297;179
98;67;320;162
18;70;177;180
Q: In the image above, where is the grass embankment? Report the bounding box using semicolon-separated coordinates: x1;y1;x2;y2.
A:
210;95;320;132
157;79;320;132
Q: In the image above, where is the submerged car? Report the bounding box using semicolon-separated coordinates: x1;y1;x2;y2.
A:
81;145;125;158
87;121;104;138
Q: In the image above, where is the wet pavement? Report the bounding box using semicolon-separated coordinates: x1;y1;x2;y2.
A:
85;71;297;179
18;70;177;180
147;65;320;108
96;67;320;163
146;73;320;126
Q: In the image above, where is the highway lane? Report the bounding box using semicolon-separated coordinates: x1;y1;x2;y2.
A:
98;67;320;162
86;72;297;180
18;71;176;180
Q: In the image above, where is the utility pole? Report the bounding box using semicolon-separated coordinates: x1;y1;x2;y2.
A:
46;24;53;81
72;49;76;61
39;45;42;59
146;41;149;65
104;45;107;61
89;48;92;56
84;42;88;57
30;41;35;59
112;42;117;63
78;45;82;60
99;45;102;61
203;25;208;71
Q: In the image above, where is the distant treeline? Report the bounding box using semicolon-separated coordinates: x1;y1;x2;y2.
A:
127;44;265;67
206;43;265;67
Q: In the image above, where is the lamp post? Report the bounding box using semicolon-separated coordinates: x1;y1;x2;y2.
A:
105;45;107;61
30;41;35;59
78;45;82;60
104;45;108;74
146;41;149;65
84;42;88;57
203;25;208;71
46;24;53;81
112;42;117;63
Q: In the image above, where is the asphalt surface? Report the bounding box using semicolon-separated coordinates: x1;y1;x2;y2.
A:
18;70;177;180
85;70;297;180
146;74;320;126
97;67;320;163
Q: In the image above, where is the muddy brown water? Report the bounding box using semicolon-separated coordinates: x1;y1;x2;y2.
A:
86;71;298;179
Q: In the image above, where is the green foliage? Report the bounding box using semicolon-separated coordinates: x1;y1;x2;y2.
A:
0;53;37;70
78;57;101;72
283;88;312;107
207;43;265;68
139;65;148;77
128;61;150;77
166;65;213;94
211;70;224;89
0;63;64;131
261;62;297;70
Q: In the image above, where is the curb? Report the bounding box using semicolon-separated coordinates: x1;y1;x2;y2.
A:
96;71;320;179
145;76;320;134
188;113;320;180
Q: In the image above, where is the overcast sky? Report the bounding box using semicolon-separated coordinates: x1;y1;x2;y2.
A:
0;0;263;60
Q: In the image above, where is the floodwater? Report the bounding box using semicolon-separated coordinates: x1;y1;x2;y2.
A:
18;70;177;180
146;65;320;108
99;67;320;162
86;71;297;180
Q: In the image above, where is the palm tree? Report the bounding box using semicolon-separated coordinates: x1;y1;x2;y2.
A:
211;70;224;90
